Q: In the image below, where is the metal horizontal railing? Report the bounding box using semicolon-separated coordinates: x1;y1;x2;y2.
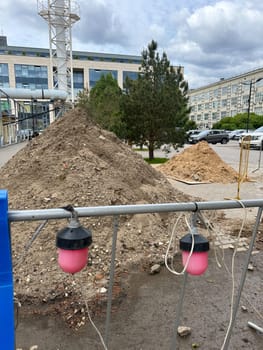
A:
1;191;263;349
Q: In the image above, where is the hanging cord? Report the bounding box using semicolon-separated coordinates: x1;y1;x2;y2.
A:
164;213;195;276
220;200;247;350
198;211;230;273
71;275;108;350
60;207;108;348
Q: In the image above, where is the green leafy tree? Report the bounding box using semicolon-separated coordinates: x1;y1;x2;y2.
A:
121;40;190;159
213;113;262;130
88;74;124;135
76;74;125;136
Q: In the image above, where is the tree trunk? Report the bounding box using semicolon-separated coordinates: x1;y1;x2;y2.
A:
148;141;154;160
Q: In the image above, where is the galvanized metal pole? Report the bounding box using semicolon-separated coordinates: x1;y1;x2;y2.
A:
8;199;263;222
170;272;188;350
105;215;119;346
221;207;263;349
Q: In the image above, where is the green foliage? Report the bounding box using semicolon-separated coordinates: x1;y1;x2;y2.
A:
76;88;90;110
76;75;125;137
121;40;190;159
89;74;125;136
213;113;263;130
185;119;197;131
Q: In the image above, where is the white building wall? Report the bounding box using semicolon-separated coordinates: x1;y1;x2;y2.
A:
188;68;263;128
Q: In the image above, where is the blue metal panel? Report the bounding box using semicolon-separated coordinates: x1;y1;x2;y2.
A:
0;190;14;349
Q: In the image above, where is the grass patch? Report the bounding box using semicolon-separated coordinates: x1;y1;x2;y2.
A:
144;157;169;164
133;148;148;151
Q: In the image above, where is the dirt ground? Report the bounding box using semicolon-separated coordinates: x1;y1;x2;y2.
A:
16;250;263;350
0;109;262;349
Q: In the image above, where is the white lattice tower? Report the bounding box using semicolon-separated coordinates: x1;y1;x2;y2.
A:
37;0;80;103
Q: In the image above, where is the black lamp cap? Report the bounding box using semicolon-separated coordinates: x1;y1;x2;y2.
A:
179;233;209;252
56;223;92;250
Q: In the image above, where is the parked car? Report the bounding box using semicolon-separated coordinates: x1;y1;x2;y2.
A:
186;129;203;143
228;129;246;140
239;126;263;150
188;129;229;144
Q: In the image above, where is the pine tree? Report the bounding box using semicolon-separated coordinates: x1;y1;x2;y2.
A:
121;40;190;159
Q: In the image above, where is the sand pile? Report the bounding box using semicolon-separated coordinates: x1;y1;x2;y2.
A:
158;142;239;184
0;108;192;324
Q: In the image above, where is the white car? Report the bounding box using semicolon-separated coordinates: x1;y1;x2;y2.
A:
239;126;263;150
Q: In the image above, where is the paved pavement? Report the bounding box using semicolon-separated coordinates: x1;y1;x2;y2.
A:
0;141;27;168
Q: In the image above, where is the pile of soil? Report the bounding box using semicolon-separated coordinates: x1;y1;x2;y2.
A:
1;108;192;325
158;141;239;183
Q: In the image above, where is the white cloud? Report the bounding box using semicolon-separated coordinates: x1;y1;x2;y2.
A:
2;0;263;88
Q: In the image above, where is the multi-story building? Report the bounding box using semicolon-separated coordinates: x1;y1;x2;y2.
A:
0;35;141;144
0;35;141;97
188;68;263;129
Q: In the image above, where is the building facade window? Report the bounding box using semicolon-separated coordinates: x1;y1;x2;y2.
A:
14;64;48;89
255;92;263;103
231;84;238;94
89;69;117;89
221;99;228;107
0;63;9;87
123;71;139;82
231;97;238;106
73;69;84;96
221;86;229;95
254;107;263;114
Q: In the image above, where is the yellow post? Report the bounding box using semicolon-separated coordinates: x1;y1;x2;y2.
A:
237;135;251;199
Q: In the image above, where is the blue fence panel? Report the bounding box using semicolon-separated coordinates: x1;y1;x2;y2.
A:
0;190;14;349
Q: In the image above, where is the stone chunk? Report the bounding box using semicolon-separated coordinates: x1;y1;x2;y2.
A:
177;326;191;337
150;264;161;275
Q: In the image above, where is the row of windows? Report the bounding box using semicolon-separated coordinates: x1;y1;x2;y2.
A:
191;105;263;122
0;64;139;91
190;80;263;103
191;94;263;111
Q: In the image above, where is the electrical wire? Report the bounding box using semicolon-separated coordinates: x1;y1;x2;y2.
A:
83;294;109;350
72;276;108;350
164;213;195;276
198;211;230;273
13;216;107;349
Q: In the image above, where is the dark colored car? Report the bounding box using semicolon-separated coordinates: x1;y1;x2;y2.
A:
189;129;229;144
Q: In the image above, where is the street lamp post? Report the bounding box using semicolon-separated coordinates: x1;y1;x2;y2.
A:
242;77;263;132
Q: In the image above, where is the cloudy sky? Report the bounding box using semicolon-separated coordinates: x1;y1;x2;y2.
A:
1;0;263;88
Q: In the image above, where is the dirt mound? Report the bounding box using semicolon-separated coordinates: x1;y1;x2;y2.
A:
158;142;239;183
0;108;191;324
